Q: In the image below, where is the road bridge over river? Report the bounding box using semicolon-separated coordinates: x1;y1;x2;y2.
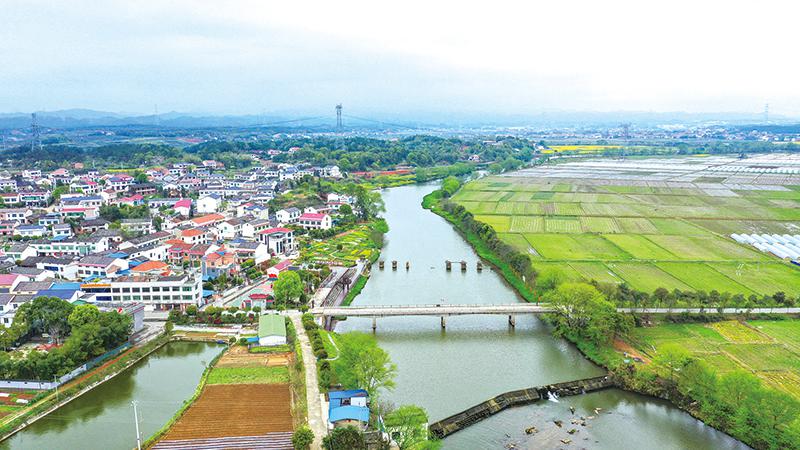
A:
311;303;554;330
311;304;800;330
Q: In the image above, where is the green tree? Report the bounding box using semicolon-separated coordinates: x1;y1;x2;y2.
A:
16;297;75;344
440;176;461;197
385;405;431;449
322;425;365;450
544;282;631;344
292;426;314;450
653;342;692;382
68;304;101;329
273;271;304;306
134;172;149;183
333;332;397;399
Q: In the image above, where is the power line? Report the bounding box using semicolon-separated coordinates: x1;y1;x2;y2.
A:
341;114;422;131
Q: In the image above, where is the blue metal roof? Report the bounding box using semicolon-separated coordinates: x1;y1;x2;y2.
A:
328;389;368;400
51;282;81;291
202;289;215;297
36;289;77;300
328;405;370;424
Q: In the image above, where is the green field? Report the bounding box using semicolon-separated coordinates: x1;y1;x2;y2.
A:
453;173;800;296
299;224;379;266
207;366;290;385
631;320;800;398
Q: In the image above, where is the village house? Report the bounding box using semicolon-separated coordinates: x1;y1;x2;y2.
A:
328;390;370;431
189;213;226;228
180;228;210;246
174;198;192;217
109;272;203;310
76;255;128;278
297;213;332;230
107;174;134;192
258;227;296;256
276;207;301;224
14;225;47;238
197;194;223;213
120;218;153;235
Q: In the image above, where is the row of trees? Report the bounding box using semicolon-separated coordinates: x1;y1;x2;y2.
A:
638;344;800;449
0;298;132;380
439;199;536;284
270;135;538;172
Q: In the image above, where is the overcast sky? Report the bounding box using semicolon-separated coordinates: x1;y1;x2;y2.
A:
2;0;799;118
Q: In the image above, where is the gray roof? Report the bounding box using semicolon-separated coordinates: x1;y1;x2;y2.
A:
14;281;54;292
78;255;118;267
9;267;46;276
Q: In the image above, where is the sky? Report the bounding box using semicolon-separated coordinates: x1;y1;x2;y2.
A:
2;0;800;118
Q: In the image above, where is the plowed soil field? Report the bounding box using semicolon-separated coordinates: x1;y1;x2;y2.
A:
162;383;293;440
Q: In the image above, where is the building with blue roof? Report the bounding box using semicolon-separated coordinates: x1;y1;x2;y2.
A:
328;389;370;430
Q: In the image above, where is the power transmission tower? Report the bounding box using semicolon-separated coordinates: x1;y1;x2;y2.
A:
30;113;42;152
335;104;345;151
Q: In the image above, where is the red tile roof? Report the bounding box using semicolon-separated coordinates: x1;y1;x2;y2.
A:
258;227;292;235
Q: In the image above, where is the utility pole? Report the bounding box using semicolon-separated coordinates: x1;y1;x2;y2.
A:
132;400;142;450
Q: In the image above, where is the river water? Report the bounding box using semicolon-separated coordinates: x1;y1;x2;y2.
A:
1;341;223;450
336;183;748;450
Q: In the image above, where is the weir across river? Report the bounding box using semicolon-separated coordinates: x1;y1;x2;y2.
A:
428;375;615;439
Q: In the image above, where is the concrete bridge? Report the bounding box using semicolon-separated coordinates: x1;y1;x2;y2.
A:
311;304;800;330
310;303;554;330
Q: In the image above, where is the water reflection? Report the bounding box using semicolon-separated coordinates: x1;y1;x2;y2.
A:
1;342;223;450
337;183;748;450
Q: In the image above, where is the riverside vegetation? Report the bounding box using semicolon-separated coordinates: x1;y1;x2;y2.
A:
424;176;800;450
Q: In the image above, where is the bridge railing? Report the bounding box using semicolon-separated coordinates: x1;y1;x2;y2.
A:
314;303;547;310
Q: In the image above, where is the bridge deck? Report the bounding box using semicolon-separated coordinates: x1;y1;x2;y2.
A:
310;303;554;317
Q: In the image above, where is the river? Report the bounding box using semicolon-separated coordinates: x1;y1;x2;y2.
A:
1;341;223;450
336;183;748;450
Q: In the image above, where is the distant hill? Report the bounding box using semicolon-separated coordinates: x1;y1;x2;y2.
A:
0;108;796;130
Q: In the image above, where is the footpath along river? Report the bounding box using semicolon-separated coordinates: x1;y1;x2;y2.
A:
0;341;223;450
336;183;749;450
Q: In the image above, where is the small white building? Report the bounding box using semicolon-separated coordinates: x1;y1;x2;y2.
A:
297;213;332;230
258;314;287;346
197;194;223;214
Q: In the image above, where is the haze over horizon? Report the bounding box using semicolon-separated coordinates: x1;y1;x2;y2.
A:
3;0;800;119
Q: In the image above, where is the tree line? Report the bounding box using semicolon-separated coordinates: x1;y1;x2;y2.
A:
0;297;132;380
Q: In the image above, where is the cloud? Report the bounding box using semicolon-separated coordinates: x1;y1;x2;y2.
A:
1;0;799;117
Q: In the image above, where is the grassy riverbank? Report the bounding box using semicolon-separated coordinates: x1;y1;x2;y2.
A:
422;189;536;302
424;180;800;449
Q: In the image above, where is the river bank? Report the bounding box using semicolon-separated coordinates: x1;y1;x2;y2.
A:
0;331;173;444
337;182;747;449
423;181;781;448
0;340;224;449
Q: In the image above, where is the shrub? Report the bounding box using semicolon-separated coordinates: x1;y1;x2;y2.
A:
292;426;314;450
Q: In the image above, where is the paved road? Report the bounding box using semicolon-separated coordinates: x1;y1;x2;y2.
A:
289;311;325;449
